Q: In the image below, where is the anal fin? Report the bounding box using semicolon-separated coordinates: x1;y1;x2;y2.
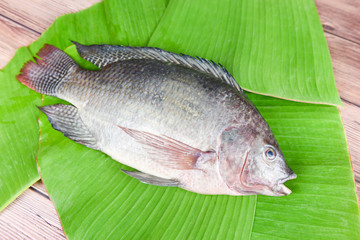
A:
122;170;180;187
39;104;99;150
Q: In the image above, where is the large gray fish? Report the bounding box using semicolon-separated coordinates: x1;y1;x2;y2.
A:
17;42;296;196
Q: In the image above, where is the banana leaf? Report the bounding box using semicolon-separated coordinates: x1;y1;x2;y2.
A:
0;0;359;239
0;48;41;212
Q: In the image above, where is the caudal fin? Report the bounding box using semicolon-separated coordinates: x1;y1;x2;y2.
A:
17;44;77;96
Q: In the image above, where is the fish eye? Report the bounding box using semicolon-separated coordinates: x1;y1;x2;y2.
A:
265;147;276;161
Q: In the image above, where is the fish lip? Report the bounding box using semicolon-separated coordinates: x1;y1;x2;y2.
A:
273;184;292;196
278;172;297;184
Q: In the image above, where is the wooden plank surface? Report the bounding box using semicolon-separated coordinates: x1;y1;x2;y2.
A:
0;15;39;68
0;0;359;238
316;0;360;44
0;184;65;239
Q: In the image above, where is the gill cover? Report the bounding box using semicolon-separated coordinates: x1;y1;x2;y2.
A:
218;127;256;193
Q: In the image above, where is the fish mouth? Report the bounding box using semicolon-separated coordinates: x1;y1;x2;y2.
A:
273;172;297;196
278;172;297;184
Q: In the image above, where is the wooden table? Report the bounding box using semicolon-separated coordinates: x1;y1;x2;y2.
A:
0;0;359;238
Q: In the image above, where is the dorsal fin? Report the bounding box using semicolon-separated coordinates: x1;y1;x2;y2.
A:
72;41;243;93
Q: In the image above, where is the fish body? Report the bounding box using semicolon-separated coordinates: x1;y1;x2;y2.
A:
17;43;296;196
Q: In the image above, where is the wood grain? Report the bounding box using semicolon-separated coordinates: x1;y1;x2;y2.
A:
0;187;65;240
0;15;39;69
0;0;101;33
31;180;49;197
324;34;360;195
0;0;101;69
325;33;360;106
0;0;359;238
316;0;360;44
316;0;360;204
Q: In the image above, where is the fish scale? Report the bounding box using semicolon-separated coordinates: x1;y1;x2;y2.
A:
17;43;296;196
61;59;229;145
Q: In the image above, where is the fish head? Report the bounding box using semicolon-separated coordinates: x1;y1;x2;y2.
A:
241;138;297;196
219;127;297;196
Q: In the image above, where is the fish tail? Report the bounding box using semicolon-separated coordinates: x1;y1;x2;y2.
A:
17;44;77;96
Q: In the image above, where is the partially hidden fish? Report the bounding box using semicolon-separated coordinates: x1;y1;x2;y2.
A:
17;42;296;196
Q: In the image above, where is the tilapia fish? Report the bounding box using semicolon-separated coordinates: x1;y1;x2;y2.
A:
17;42;296;196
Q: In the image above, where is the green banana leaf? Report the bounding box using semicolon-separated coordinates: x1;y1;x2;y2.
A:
0;0;359;238
0;48;41;212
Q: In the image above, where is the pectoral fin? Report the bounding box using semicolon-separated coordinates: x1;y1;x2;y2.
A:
39;104;99;150
122;170;180;187
119;126;216;170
